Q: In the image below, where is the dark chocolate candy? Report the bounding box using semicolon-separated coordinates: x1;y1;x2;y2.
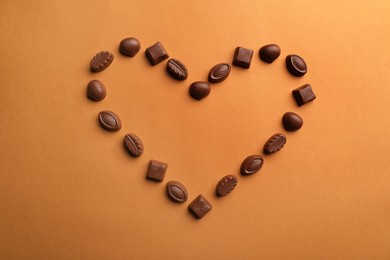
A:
146;160;168;182
145;42;169;66
124;133;144;157
166;181;188;203
87;80;106;101
263;133;286;154
240;155;264;175
166;58;188;80
90;51;114;72
282;112;303;131
259;44;281;63
188;194;212;219
216;175;238;196
286;54;307;77
119;37;141;57
98;110;122;131
208;63;231;83
189;81;211;100
292;84;316;106
232;47;254;68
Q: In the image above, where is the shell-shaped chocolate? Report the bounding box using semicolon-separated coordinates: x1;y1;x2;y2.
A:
240;155;264;175
189;81;211;100
98;110;122;131
259;44;281;63
166;181;188;203
263;133;287;154
87;80;106;101
208;63;231;83
119;37;141;57
124;133;144;157
286;54;307;77
90;51;114;72
166;58;188;80
216;175;238;196
282;112;303;131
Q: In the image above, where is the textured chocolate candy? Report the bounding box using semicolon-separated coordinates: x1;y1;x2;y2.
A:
189;81;211;100
286;54;307;77
264;133;287;154
166;181;188;203
166;58;188;80
87;80;106;101
232;47;254;68
240;155;264;175
282;112;303;131
259;44;281;63
145;42;169;66
188;194;212;219
146;160;168;182
208;63;231;83
123;133;144;157
292;84;316;106
98;111;122;131
119;37;141;57
216;175;238;196
90;51;114;72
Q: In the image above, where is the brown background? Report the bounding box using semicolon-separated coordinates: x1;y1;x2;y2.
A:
1;0;389;259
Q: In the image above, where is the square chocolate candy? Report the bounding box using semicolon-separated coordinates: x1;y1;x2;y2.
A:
188;194;212;219
145;42;169;66
292;84;316;106
232;47;254;68
146;160;168;182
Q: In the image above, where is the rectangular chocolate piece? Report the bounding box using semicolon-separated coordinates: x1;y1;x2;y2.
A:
292;84;316;106
232;46;254;68
146;160;168;182
188;194;212;219
145;42;169;66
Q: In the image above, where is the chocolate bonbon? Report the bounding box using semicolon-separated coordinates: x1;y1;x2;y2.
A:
286;54;307;77
166;58;188;80
145;42;169;66
240;155;264;175
232;47;254;68
264;133;287;154
87;80;106;101
216;175;238;196
90;51;114;72
189;81;211;100
259;44;281;63
188;194;212;219
119;37;141;57
292;84;316;106
124;133;144;157
98;110;122;131
166;181;188;203
208;63;231;83
146;160;168;182
282;112;303;131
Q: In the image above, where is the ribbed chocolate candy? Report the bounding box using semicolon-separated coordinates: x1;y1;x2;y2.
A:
90;51;114;72
124;133;144;157
216;175;238;196
189;81;211;100
166;58;188;80
240;155;264;175
259;44;281;63
87;80;106;101
119;37;141;57
166;181;188;203
208;63;231;83
282;112;303;131
98;110;122;131
263;133;287;154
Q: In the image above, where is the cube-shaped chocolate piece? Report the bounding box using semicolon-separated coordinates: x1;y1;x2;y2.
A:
292;84;316;106
146;160;168;182
232;47;254;68
145;42;169;66
188;194;212;219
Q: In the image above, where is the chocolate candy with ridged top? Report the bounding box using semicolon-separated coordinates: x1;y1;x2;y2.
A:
240;155;264;175
90;51;114;72
208;63;231;83
259;44;281;63
286;54;307;77
264;133;287;154
189;81;211;100
188;194;212;219
98;110;122;131
292;84;316;106
145;42;169;66
216;175;238;196
119;37;141;57
166;181;188;203
87;80;106;101
166;58;188;80
282;112;303;131
232;47;254;68
124;133;144;157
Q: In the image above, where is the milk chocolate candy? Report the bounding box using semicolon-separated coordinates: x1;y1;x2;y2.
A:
166;181;188;203
145;42;169;66
188;194;212;219
286;54;307;77
166;58;188;80
123;133;144;157
292;84;316;106
189;81;211;100
282;112;303;131
87;80;106;101
232;47;254;68
90;51;114;72
263;133;286;154
216;175;238;196
146;160;168;182
98;110;122;131
208;63;231;83
119;37;141;57
240;155;264;175
259;44;281;63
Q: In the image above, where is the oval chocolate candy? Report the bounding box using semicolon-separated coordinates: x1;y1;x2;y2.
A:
259;44;281;63
166;181;188;203
208;63;231;83
87;80;106;101
240;155;264;175
282;112;303;131
98;110;122;131
124;133;144;157
286;54;307;77
166;58;188;80
90;51;114;72
189;81;211;100
216;175;238;196
263;133;286;154
119;37;141;57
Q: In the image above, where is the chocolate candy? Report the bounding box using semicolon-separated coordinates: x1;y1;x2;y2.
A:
98;110;122;131
240;155;264;175
87;80;106;101
264;133;286;154
124;133;144;157
292;84;316;106
286;54;307;77
208;63;231;83
90;51;114;72
166;58;188;80
146;160;168;182
119;37;141;57
259;44;281;63
188;194;212;219
216;175;238;196
232;47;254;68
166;181;188;203
189;81;211;100
145;42;169;66
282;112;303;131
